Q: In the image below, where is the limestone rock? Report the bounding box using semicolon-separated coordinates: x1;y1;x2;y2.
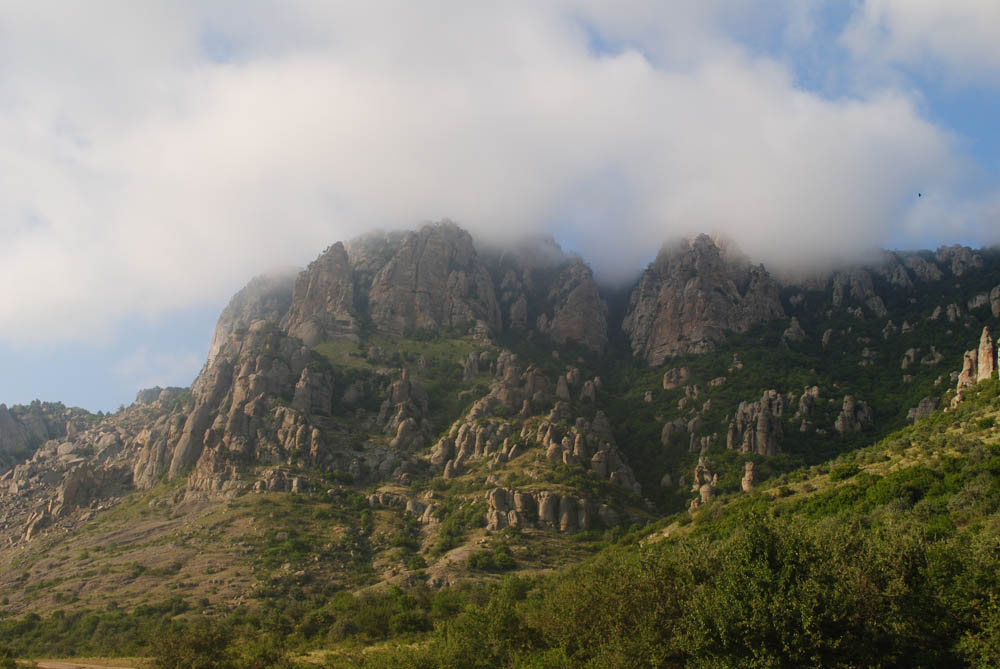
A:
623;235;784;364
0;404;30;458
782;317;807;343
977;327;996;383
907;397;939;422
902;254;943;282
280;242;358;346
368;222;501;336
727;390;784;456
662;367;690;390
741;461;757;491
956;349;979;392
207;274;295;363
834;396;873;434
935;245;984;277
535;261;608;352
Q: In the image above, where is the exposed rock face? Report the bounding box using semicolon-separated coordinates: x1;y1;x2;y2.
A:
907;397;939;422
977;327;996;383
903;254;943;282
834;396;873;434
741;461;757;491
727;390;784;456
830;269;888;318
485;486;613;533
134;387;185;406
535;261;608;352
782;317;807;343
368;223;501;336
431;352;641;508
0;404;30;458
688;456;718;512
207;274;295;364
486;236;608;351
935;245;984;277
953;328;999;406
957;350;979;392
623;235;784;364
663;367;690;390
280;242;358;346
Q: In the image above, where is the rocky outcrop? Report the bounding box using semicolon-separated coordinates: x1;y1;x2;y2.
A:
207;273;295;363
952;328;999;406
727;390;784;456
935;245;984;277
977;327;996;383
623;235;784;364
535;261;607;352
431;353;641;503
830;269;888;318
688;456;718;512
487;236;608;350
485;487;616;533
0;404;30;459
834;396;873;434
782;317;806;343
280;242;358;346
741;461;757;491
907;397;939;422
134;386;186;406
368;223;501;336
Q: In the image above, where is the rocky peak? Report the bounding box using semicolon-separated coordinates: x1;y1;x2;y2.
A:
622;234;784;364
0;404;30;458
281;242;358;346
207;273;295;364
368;222;502;336
535;260;608;352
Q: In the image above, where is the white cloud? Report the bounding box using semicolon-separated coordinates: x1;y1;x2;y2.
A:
842;0;1000;82
0;2;996;344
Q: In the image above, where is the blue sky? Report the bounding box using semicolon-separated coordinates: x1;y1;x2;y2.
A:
1;1;999;412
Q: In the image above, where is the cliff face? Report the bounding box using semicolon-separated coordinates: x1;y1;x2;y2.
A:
3;219;999;569
368;223;502;336
280;242;358;346
206;273;295;364
622;235;785;364
488;236;609;352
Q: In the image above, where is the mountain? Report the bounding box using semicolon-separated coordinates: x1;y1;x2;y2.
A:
1;220;999;664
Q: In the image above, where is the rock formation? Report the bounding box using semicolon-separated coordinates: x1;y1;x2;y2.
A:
727;390;784;456
485;487;614;533
834;396;873;434
977;327;996;383
741;461;757;491
907;397;939;422
535;261;608;352
622;235;784;364
688;456;718;512
207;273;296;363
280;242;358;346
368;223;501;336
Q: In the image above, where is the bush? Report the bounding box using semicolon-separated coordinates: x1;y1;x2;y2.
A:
829;462;861;481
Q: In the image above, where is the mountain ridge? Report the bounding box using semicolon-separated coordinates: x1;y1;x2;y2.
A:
1;219;999;629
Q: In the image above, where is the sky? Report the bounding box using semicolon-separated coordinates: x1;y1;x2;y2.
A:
1;1;1000;412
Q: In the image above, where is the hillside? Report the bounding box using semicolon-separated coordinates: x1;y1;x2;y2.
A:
0;221;999;665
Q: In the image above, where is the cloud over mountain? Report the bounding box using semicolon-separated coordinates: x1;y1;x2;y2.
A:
0;1;997;344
